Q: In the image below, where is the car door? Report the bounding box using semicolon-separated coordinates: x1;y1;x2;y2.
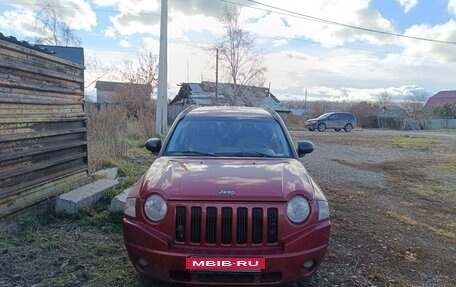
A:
326;114;338;128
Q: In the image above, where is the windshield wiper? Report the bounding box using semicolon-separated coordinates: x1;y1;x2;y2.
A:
233;151;275;158
164;150;218;157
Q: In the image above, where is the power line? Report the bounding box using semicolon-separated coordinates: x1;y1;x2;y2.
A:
222;0;456;45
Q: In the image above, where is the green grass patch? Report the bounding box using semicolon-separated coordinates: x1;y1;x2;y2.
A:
435;160;456;174
386;136;437;149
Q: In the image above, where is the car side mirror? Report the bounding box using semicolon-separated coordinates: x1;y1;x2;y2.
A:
145;138;162;154
297;140;314;157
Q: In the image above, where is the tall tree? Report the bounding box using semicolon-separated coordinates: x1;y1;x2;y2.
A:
33;2;81;46
216;6;266;99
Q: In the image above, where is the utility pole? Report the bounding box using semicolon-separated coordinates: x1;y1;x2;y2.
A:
215;48;218;106
155;0;168;136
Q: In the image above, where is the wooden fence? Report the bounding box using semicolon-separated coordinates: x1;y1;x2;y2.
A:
0;38;87;222
424;119;456;129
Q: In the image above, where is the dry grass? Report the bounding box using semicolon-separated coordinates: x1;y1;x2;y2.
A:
281;114;306;130
86;102;156;172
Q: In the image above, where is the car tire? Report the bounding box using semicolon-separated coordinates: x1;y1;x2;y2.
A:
334;128;341;132
317;123;326;132
344;124;353;132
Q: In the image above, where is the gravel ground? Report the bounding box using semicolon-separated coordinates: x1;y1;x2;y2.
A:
290;130;456;287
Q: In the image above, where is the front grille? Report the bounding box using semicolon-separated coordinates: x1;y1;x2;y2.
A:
175;206;279;245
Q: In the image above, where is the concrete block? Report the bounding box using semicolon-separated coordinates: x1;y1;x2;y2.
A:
92;167;118;180
55;178;119;215
110;186;133;213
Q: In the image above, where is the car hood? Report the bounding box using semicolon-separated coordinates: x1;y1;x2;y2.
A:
306;118;318;122
140;157;315;201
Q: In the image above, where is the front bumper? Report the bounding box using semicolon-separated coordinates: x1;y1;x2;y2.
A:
123;218;330;286
304;122;317;129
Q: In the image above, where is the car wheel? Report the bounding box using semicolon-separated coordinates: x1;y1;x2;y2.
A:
308;128;315;131
317;123;326;132
344;124;353;132
334;128;341;132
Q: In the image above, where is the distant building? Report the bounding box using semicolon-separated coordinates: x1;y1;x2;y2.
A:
377;105;409;130
423;90;456;112
95;81;152;104
168;81;290;121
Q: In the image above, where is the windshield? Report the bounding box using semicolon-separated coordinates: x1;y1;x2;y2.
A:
164;117;293;158
317;113;333;120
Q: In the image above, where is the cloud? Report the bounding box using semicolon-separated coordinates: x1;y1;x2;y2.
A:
449;0;456;15
108;12;160;36
242;0;398;47
397;0;418;13
401;20;456;62
93;0;119;6
263;46;455;102
280;85;428;102
0;0;96;39
119;39;131;47
0;8;41;38
272;39;289;47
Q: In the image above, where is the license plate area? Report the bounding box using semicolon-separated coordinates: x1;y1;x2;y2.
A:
186;257;265;271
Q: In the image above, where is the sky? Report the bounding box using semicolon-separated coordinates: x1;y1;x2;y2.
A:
1;0;456;102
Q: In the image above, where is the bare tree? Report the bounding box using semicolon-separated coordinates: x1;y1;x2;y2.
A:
33;2;81;46
215;6;266;98
377;90;392;107
120;48;159;89
401;92;427;120
116;48;159;136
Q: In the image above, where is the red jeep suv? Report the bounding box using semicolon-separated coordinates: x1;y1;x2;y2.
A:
123;106;330;286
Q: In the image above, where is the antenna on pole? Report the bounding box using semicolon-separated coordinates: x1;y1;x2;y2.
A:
155;0;168;136
187;58;189;83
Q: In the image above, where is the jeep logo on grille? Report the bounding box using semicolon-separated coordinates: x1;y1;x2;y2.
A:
218;190;236;196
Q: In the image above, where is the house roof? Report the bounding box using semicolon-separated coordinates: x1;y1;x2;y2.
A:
169;81;290;113
423;90;456;112
378;105;408;118
95;81;152;93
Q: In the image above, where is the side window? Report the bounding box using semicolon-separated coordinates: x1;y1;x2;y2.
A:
329;114;338;120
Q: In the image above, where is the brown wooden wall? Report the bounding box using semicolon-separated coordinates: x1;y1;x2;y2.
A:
0;39;87;220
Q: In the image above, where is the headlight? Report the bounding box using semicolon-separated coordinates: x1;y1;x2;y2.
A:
286;195;310;223
318;200;330;220
144;194;168;221
124;198;137;218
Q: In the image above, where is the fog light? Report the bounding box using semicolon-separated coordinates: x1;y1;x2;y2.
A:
137;257;149;267
303;259;315;269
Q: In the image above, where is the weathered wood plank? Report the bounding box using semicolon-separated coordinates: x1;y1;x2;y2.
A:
0;170;88;218
0;67;82;90
0;54;84;83
0;38;87;221
0;116;86;124
0;77;83;95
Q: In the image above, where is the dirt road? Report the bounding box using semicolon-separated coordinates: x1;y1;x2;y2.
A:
294;131;456;287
